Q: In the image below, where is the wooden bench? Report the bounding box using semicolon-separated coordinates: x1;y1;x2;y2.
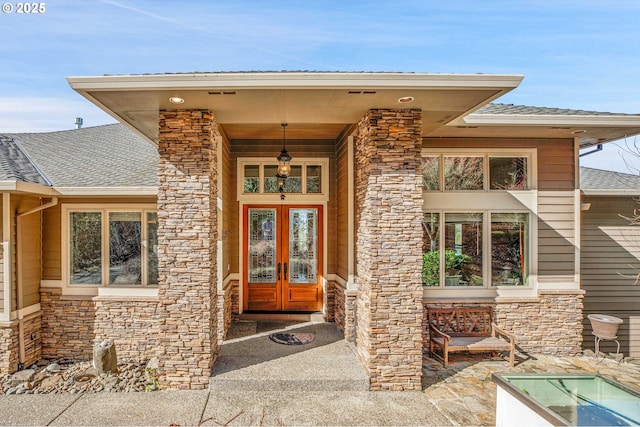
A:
428;307;516;367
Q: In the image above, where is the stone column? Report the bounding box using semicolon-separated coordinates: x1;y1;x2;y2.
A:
354;109;423;391
157;110;219;390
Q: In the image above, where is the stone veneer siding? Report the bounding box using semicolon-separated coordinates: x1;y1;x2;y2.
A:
0;321;19;373
21;313;42;368
217;280;238;342
332;281;357;343
157;110;219;390
40;288;161;362
495;290;585;356
40;289;95;360
354;109;424;391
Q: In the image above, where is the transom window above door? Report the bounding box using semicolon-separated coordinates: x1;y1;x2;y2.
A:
237;158;329;202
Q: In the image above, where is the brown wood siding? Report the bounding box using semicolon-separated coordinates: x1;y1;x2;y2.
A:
42;202;61;280
221;132;233;279
17;197;42;307
581;196;640;357
230;139;338;276
336;137;349;280
41;196;157;282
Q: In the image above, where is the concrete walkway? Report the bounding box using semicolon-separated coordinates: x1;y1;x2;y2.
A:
1;320;640;426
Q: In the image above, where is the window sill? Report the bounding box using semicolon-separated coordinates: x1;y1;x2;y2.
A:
97;287;159;298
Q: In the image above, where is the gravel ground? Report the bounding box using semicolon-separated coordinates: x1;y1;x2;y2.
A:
0;359;159;395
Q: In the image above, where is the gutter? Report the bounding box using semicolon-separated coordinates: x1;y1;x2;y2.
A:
14;197;58;369
579;144;603;157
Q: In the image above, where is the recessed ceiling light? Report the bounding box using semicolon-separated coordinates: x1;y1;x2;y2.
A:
571;129;587;134
398;96;415;104
169;96;185;104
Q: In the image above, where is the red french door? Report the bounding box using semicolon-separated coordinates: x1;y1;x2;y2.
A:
242;205;323;312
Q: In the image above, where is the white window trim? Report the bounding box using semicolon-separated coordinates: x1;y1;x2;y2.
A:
61;203;158;297
237;157;330;202
421;148;537;192
422;148;538;299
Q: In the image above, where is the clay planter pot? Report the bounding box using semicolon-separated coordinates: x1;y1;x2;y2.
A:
588;314;623;339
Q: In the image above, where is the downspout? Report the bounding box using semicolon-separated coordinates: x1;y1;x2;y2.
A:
15;196;58;368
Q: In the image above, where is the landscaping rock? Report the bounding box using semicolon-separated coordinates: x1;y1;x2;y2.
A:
9;369;36;387
46;363;61;373
93;340;118;375
40;373;62;389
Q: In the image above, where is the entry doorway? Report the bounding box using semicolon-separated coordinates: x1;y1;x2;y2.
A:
242;204;323;312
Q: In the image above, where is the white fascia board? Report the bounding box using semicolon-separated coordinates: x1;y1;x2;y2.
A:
581;189;640;196
67;72;524;91
0;181;56;195
54;186;158;196
461;113;640;127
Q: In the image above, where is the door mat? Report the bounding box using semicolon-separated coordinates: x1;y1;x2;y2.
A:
269;332;315;345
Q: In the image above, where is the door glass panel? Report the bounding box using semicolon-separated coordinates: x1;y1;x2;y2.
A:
109;212;142;285
289;208;318;284
146;212;158;286
248;209;277;283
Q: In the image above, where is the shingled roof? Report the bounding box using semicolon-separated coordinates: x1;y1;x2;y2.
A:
0;135;51;185
475;103;638;117
580;166;640;194
1;124;158;187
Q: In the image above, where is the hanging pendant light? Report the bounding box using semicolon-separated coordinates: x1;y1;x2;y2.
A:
276;123;292;179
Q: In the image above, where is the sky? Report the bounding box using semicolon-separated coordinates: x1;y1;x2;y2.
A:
1;0;640;172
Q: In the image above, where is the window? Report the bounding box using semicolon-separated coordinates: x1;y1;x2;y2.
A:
422;211;530;288
444;156;484;190
70;212;102;284
66;206;157;287
237;158;329;200
491;213;529;286
422;152;532;192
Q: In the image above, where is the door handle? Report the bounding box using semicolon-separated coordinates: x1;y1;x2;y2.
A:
284;262;288;280
277;263;281;280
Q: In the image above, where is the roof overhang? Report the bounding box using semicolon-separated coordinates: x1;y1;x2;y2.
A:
0;180;55;195
0;181;158;197
581;189;640;196
434;112;640;148
67;72;524;143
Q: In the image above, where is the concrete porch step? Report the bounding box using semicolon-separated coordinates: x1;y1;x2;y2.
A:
210;321;370;392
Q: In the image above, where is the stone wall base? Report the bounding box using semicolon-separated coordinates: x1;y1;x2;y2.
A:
40;288;161;362
495;291;584;356
0;320;19;374
218;280;238;342
22;313;42;368
332;281;357;343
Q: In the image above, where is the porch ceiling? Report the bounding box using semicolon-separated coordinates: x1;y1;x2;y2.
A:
67;72;524;144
